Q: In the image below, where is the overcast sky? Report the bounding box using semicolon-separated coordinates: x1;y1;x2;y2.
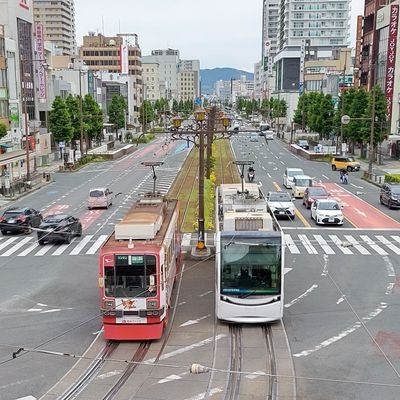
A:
75;0;365;72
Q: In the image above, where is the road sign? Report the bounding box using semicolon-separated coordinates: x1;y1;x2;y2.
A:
341;115;350;125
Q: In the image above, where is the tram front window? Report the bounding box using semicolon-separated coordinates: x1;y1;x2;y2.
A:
104;254;157;298
220;239;281;296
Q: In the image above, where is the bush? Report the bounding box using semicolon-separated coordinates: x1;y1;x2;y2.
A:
385;174;400;183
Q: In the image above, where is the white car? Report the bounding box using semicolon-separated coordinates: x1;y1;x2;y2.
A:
266;191;296;219
310;199;344;225
265;131;274;140
283;167;304;189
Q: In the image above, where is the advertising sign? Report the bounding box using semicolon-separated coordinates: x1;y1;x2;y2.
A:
19;0;29;10
264;40;273;76
87;70;95;97
300;39;306;91
120;43;129;74
35;24;47;99
384;4;399;119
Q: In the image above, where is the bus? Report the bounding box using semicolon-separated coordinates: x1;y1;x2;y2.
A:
215;183;284;323
259;122;271;136
99;195;181;340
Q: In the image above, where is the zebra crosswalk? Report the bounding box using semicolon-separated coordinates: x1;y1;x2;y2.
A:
0;234;109;258
284;233;400;256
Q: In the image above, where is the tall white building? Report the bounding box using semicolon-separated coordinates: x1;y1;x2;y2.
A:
33;0;76;56
178;59;200;99
142;62;161;102
275;0;350;92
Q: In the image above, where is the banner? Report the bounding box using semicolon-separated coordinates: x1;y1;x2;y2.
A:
120;43;129;74
34;24;46;99
385;4;399;119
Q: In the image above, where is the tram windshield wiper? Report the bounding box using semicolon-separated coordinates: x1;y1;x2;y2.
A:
238;290;257;299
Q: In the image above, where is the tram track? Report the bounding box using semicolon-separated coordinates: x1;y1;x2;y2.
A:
263;325;278;400
224;324;243;400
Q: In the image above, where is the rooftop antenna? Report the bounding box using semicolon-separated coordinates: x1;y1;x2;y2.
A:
141;161;164;195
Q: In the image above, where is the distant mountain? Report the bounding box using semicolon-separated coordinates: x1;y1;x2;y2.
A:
200;68;254;95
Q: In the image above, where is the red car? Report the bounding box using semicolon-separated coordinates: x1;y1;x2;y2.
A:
302;186;330;209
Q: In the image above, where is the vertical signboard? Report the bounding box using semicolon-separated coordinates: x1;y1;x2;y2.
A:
299;39;306;95
385;4;399;119
120;43;129;74
35;24;46;99
354;15;363;89
264;40;273;76
87;70;95;97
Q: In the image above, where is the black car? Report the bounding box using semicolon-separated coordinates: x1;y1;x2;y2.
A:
37;214;82;245
380;183;400;209
0;207;43;234
298;140;310;150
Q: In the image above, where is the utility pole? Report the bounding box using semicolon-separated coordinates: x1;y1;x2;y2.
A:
340;55;347;155
79;70;84;158
206;106;216;179
368;86;376;178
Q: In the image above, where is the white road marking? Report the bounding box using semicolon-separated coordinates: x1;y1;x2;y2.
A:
293;303;387;358
360;235;388;255
285;285;318;308
95;370;122;380
284;267;293;274
313;235;335;255
343;235;370;255
35;244;54;256
52;241;74;256
328;235;353;255
298;234;318;254
183;388;223;400
145;334;226;364
179;314;211;327
284;234;300;254
382;255;396;277
1;237;32;257
245;370;267;380
375;235;400;255
0;237;19;252
157;372;189;384
386;282;395;295
86;235;109;254
15;397;36;400
391;235;400;245
70;235;93;255
337;296;345;305
199;290;212;297
353;208;367;217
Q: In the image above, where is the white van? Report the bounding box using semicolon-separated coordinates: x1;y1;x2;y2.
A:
292;175;313;198
88;187;113;209
283;167;304;188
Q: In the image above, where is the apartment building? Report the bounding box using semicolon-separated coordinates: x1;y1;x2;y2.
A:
33;0;76;56
178;59;200;99
142;62;161;101
177;70;195;101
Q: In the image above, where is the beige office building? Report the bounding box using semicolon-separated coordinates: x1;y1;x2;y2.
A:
178;71;195;101
142;62;161;101
33;0;76;55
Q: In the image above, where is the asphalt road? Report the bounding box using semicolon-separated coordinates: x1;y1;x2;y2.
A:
231;132;400;399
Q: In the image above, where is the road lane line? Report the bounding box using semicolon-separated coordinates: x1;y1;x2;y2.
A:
0;237;18;252
284;234;300;254
375;235;400;255
86;235;108;255
1;237;32;257
360;235;388;255
70;235;93;255
343;235;370;255
295;208;311;227
328;235;353;255
313;235;335;255
298;234;318;254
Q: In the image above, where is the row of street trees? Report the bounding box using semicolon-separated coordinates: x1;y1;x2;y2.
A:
293;86;388;153
48;94;103;148
235;97;287;119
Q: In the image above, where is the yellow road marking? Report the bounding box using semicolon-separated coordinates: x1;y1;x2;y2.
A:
273;182;310;227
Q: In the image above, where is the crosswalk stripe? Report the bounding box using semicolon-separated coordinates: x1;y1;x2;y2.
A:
18;242;39;256
70;235;93;255
86;235;108;255
391;235;400;245
1;237;32;257
284;234;300;254
375;235;400;255
52;240;75;256
35;244;54;256
0;237;19;252
328;235;353;255
313;235;335;255
298;234;318;254
343;235;371;255
360;235;388;255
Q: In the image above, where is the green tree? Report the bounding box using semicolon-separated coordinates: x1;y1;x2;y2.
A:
172;99;179;113
65;95;81;142
138;100;155;130
0;123;7;139
48;96;73;143
108;95;126;130
83;94;103;145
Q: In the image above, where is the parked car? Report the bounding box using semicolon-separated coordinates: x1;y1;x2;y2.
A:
0;207;43;235
298;140;310;150
88;187;113;209
380;183;400;209
37;214;82;245
331;156;360;171
283;167;304;188
303;186;330;209
310;199;344;225
266;191;296;219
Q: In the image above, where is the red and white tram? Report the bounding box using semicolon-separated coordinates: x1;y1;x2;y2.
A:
99;195;181;340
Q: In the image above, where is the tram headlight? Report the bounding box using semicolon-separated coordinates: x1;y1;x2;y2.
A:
147;299;158;309
103;300;115;309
